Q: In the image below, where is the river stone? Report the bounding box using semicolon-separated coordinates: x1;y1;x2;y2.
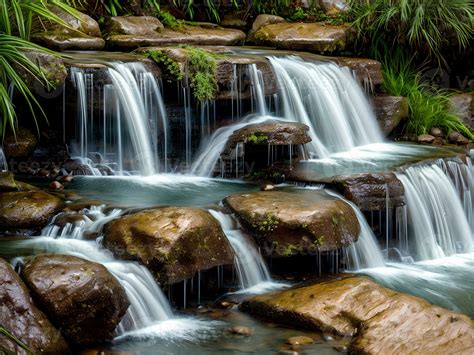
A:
250;22;354;54
418;134;435;144
0;191;64;228
223;190;359;257
448;131;470;145
0;171;18;191
240;277;474;354
106;23;246;49
221;121;311;158
251;14;285;32
103;207;235;284
330;173;405;211
373;96;409;135
2;128;37;158
21;254;129;345
0;259;69;354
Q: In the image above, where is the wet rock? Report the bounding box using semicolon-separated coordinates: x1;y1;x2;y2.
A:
103;207;234;284
372;96;409;135
287;336;314;346
448;131;470;145
222;120;311;158
2;128;37;158
0;258;69;354
0;171;18;191
430;127;444;137
223;189;359;257
330;173;405;211
261;184;275;191
228;326;252;336
418;134;435;144
0;191;64;228
450;93;474;131
240;277;474;354
319;0;349;14
331;57;383;90
16;50;67;89
31;6;104;51
251;14;285;32
104;16;164;36
22;254;129;345
250;22;354;54
220;15;248;30
105;22;245;49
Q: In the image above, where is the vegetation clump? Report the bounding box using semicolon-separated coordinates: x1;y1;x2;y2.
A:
247;132;269;144
145;49;184;82
185;46;218;102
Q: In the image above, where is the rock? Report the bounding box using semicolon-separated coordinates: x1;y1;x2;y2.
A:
330;57;383;89
103;207;234;284
330;173;405;211
261;184;275;191
448;131;470;145
21;254;129;345
104;16;164;36
287;336;314;346
372;96;409;135
0;259;69;354
228;326;252;336
240;277;474;354
0;191;64;228
450;93;474;131
105;22;245;49
2;128;37;158
418;134;435;144
220;15;248;30
223;190;360;257
221;120;311;158
319;0;350;15
15;50;67;89
251;14;285;32
49;181;64;190
250;22;354;54
430;127;444;137
31;7;104;51
0;171;18;191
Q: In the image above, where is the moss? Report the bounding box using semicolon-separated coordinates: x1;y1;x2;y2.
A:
314;236;325;247
185;46;218;101
258;213;279;234
246;132;269;144
282;244;298;257
145;49;184;83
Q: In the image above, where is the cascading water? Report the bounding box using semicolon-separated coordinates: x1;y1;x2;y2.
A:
268;56;383;158
395;164;472;260
71;62;168;175
0;147;7;171
209;210;283;293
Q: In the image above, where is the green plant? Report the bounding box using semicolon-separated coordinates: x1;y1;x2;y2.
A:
172;0;220;22
247;132;269;144
145;49;184;82
349;0;473;66
158;10;183;30
258;213;279;233
382;52;473;138
185;46;218;101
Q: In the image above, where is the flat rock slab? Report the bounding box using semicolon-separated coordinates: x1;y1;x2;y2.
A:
0;259;69;354
104;207;234;284
0;191;64;228
22;254;129;345
250;22;354;54
224;189;359;256
241;277;474;354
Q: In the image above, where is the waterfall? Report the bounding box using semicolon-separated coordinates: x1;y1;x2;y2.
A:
268;56;383;158
0;147;7;171
325;190;386;270
209;210;285;293
396;164;473;261
248;64;268;116
25;206;175;335
71;62;168;175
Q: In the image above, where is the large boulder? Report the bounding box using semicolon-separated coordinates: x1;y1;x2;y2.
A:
241;277;474;354
31;6;105;50
331;57;383;90
2;128;37;158
223;189;359;257
0;191;63;228
373;96;409;135
450;93;474;131
15;50;67;89
21;254;129;345
0;172;18;192
103;207;234;284
105;18;246;49
0;259;69;354
251;14;285;33
330;173;405;211
249;22;354;54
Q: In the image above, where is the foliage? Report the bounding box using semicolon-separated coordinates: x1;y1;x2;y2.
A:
349;0;474;66
172;0;220;22
185;46;218;101
382;52;473;138
247;132;268;144
0;325;34;354
158;10;183;30
70;0;161;17
145;49;184;82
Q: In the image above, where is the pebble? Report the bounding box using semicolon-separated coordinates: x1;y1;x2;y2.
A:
287;336;313;346
228;326;252;336
261;184;275;191
49;181;64;190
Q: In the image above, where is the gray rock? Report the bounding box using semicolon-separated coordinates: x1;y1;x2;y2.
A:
373;96;409;135
418;134;435;144
251;14;285;32
448;131;469;145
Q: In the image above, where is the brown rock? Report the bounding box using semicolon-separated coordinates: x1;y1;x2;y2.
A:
448;131;470;145
22;254;129;345
418;134;435;144
430;127;444;137
450;93;474;131
319;0;350;15
250;22;354;54
223;190;360;257
330;173;405;211
228;326;252;336
49;181;64;190
287;336;314;346
0;191;64;228
0;171;18;191
331;57;383;89
103;207;234;284
0;258;69;354
251;14;285;32
240;277;474;354
104;16;164;36
373;96;409;135
2;128;37;158
16;50;67;88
